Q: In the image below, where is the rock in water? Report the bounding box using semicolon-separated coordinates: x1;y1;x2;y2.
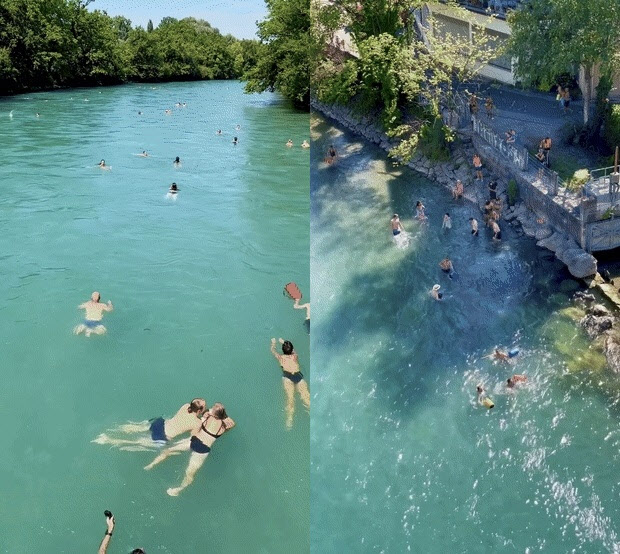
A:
605;333;620;374
580;313;614;338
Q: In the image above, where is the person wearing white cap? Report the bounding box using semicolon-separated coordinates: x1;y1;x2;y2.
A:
430;284;442;300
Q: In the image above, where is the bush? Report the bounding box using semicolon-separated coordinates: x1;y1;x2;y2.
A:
604;104;620;154
507;179;519;205
419;118;450;161
566;168;590;192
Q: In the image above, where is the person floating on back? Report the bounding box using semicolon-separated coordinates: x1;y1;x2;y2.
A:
93;399;207;450
270;338;310;428
74;292;113;337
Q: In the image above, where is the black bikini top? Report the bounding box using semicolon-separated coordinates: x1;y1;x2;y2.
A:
201;415;225;439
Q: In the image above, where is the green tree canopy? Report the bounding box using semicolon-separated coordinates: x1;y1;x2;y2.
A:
244;0;310;109
507;0;620;124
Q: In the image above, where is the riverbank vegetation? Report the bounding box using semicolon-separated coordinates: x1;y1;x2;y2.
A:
507;0;620;154
244;0;310;109
0;0;259;94
312;0;497;163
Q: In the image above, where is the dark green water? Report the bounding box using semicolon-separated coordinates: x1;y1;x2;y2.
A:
0;82;309;552
311;114;620;553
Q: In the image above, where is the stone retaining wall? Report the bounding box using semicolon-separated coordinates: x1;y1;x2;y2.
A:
312;98;598;278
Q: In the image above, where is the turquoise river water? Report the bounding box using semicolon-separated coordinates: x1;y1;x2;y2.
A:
311;115;620;553
0;81;309;552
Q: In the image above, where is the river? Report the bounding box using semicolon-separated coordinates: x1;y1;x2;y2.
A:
0;81;309;552
310;113;620;553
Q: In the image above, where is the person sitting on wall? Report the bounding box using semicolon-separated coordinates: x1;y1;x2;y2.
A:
505;129;516;143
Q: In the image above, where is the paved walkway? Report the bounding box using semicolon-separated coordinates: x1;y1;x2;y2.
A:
464;81;597;171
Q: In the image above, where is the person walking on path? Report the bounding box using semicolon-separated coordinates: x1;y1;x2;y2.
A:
562;88;571;114
541;137;552;167
469;93;479;116
556;84;565;111
485;96;495;120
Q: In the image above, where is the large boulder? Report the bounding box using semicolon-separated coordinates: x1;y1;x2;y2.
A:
534;225;553;241
605;333;620;374
590;304;610;317
580;313;614;338
567;251;598;278
537;231;565;252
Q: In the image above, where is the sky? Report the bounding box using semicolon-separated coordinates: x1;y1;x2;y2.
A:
88;0;267;39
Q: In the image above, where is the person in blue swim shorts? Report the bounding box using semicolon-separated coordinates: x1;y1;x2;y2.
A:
270;338;310;428
391;213;404;236
74;291;114;337
92;399;207;450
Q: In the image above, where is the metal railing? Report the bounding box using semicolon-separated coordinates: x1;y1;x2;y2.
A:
471;116;529;171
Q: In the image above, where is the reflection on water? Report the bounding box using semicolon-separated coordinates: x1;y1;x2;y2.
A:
311;113;620;553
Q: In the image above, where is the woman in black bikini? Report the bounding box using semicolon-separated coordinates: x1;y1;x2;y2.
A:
144;403;235;496
270;338;310;428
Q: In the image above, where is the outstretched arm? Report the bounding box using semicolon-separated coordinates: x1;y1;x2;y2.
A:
223;417;236;431
270;338;281;361
97;513;115;554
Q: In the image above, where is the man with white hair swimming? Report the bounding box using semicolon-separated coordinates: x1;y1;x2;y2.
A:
73;292;113;336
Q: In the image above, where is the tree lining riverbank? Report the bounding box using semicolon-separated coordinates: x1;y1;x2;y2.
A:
0;1;260;95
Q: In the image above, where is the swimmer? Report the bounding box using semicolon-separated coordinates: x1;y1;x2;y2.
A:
507;375;528;388
98;159;111;170
469;217;479;236
182;102;186;107
169;183;179;194
138;151;149;157
415;201;426;220
293;298;311;331
484;348;509;363
165;109;172;115
73;292;113;337
325;144;337;164
138;111;143;115
452;179;464;199
145;402;236;496
9;110;13;119
391;214;404;236
439;257;454;277
92;399;207;450
286;139;294;147
301;140;310;148
235;124;241;130
270;338;310;429
492;220;502;241
36;112;40;117
430;284;442;300
476;385;494;408
173;156;181;167
175;102;181;107
233;137;238;145
442;213;452;230
216;129;222;135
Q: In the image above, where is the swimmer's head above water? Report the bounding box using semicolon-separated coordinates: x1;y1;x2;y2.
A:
210;402;228;419
169;183;178;192
91;291;101;302
282;340;294;355
174;156;180;163
189;398;207;415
